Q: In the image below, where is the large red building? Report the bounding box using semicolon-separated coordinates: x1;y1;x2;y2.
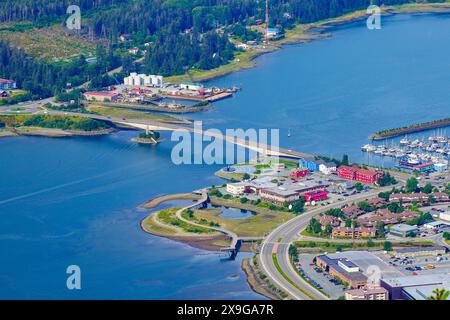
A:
303;190;329;202
337;165;382;184
290;169;309;178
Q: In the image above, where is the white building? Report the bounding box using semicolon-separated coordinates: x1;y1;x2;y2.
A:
124;73;164;87
423;220;450;230
434;162;448;172
440;212;450;222
319;162;337;175
180;82;203;91
226;182;249;196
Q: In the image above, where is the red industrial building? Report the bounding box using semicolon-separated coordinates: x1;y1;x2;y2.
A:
303;190;328;203
337;165;382;184
290;169;309;179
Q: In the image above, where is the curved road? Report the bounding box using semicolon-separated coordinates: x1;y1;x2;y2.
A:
259;187;396;300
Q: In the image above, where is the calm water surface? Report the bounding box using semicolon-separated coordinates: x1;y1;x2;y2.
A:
1;14;450;299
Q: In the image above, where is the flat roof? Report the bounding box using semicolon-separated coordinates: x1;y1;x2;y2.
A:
425;221;450;227
390;224;418;232
394;246;447;254
403;284;450;300
338;259;358;269
382;273;450;288
261;187;298;197
84;91;118;97
332;265;367;281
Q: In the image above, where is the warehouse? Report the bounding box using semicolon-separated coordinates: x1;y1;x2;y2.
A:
381;274;450;300
259;188;299;205
83;91;119;102
391;246;447;258
389;224;418;238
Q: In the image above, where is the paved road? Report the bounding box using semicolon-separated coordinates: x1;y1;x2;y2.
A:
259;187;395;300
34;110;313;159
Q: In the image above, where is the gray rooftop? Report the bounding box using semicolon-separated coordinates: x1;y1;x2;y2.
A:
394;246;447;254
390;224;418;232
403;284;450;300
382;273;450;288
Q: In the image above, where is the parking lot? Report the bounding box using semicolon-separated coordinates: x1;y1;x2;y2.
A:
295;253;345;299
378;252;450;277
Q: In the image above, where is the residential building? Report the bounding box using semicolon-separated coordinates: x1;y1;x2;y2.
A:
318;161;337;175
0;78;17;90
318;215;340;228
356;209;419;227
367;197;387;208
389;192;449;204
226;182;249;196
332;227;376;239
83;91;119;102
124;73;164;87
337;165;382;183
259;188;299;205
342;205;364;219
389;224;418;238
266;27;281;39
344;287;388;300
299;156;319;172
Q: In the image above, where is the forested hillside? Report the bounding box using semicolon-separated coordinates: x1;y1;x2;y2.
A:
0;0;446;98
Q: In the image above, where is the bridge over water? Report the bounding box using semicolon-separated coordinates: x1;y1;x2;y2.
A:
175;190;262;260
44;110;313;160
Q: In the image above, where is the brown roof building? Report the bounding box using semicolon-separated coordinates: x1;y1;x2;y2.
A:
332;227;376;239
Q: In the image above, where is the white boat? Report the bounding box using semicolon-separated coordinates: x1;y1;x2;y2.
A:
400;137;410;145
361;144;375;152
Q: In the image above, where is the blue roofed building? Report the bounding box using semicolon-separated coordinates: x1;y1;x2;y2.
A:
300;156;320;172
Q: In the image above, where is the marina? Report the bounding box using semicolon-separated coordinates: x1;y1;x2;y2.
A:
361;130;450;173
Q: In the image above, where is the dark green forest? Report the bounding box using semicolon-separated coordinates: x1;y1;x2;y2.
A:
0;0;446;97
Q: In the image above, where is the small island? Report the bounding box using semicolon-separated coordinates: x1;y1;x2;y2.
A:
131;131;163;145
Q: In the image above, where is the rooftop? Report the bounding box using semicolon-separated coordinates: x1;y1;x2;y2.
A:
394;246;447;254
84;91;118;97
382;273;450;288
403;284;450;300
0;78;15;84
390;224;418;232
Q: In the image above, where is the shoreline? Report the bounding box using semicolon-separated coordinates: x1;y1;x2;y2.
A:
0;126;116;138
166;3;450;84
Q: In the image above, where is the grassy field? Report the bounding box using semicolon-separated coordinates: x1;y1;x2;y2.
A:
166;48;275;83
141;208;215;237
0;24;96;63
86;104;188;123
186;203;293;238
272;253;315;300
